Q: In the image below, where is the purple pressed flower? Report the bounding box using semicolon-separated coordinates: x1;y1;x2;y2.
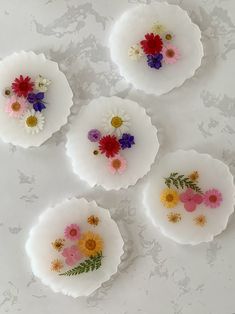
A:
119;133;135;149
88;129;101;142
27;92;46;112
147;53;163;69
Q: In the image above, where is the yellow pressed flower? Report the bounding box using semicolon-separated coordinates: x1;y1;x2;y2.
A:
51;238;65;251
194;215;207;227
167;212;182;223
78;231;103;257
189;171;199;182
160;188;179;208
51;259;63;272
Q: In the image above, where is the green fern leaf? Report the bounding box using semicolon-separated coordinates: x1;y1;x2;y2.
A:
59;252;103;276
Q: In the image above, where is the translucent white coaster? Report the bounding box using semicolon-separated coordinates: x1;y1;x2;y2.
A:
66;96;159;190
0;51;73;148
26;198;124;297
144;150;235;245
109;3;203;95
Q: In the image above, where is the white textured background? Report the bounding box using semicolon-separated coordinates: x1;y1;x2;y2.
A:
0;0;234;313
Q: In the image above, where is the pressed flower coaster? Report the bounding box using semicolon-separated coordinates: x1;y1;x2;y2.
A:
0;51;73;147
144;150;235;245
109;3;203;95
66;96;159;190
26;198;124;297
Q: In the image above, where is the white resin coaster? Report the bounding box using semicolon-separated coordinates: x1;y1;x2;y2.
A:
109;3;203;95
144;150;235;245
26;198;124;297
0;51;73;148
66;96;159;190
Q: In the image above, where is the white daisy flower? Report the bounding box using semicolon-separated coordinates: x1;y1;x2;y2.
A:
128;44;143;61
22;109;45;134
102;109;130;136
35;75;51;92
151;23;166;35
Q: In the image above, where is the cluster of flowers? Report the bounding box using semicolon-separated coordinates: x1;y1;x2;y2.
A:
3;74;51;134
50;215;103;274
128;22;180;69
161;171;223;212
87;110;135;174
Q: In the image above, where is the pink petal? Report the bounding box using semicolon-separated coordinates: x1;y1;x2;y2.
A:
180;192;189;202
180;189;193;202
66;257;75;266
184;201;196;212
192;194;203;204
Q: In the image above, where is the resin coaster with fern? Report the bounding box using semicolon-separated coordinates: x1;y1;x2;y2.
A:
144;150;235;245
26;198;124;297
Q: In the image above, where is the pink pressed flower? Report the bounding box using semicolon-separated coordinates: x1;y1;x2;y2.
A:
203;189;222;208
5;95;28;118
108;155;127;174
64;224;81;241
62;245;82;266
162;44;180;64
180;188;203;212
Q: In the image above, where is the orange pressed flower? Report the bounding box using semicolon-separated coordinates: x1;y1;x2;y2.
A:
167;212;182;223
51;259;63;272
87;215;99;226
194;215;206;227
189;171;199;182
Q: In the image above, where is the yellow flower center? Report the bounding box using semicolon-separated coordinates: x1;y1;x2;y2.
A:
111;116;123;128
11;102;21;112
165;34;172;40
166;49;175;58
209;195;217;203
26;115;38;127
166;194;174;202
5;89;11;96
112;159;121;169
85;239;96;250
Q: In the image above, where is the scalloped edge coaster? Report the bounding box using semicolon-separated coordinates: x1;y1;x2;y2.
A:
26;198;124;297
144;150;235;245
0;51;73;148
66;96;159;190
109;3;203;95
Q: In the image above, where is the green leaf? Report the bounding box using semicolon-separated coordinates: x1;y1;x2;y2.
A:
59;252;103;276
164;172;203;194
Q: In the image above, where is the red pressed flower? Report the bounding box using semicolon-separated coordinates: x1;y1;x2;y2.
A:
12;75;34;97
99;135;120;158
140;33;163;55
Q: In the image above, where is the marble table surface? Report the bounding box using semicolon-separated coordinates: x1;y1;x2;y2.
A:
0;0;234;313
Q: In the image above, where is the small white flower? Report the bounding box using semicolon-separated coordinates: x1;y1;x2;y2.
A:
35;75;51;92
22;109;45;134
102;109;130;136
128;44;143;61
151;23;166;35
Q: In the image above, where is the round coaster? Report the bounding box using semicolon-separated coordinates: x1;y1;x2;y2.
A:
26;198;124;297
109;3;203;95
0;51;73;148
144;150;235;245
66;96;159;190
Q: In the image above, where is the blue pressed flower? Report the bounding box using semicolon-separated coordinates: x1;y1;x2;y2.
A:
147;53;163;69
119;133;135;149
27;92;46;112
